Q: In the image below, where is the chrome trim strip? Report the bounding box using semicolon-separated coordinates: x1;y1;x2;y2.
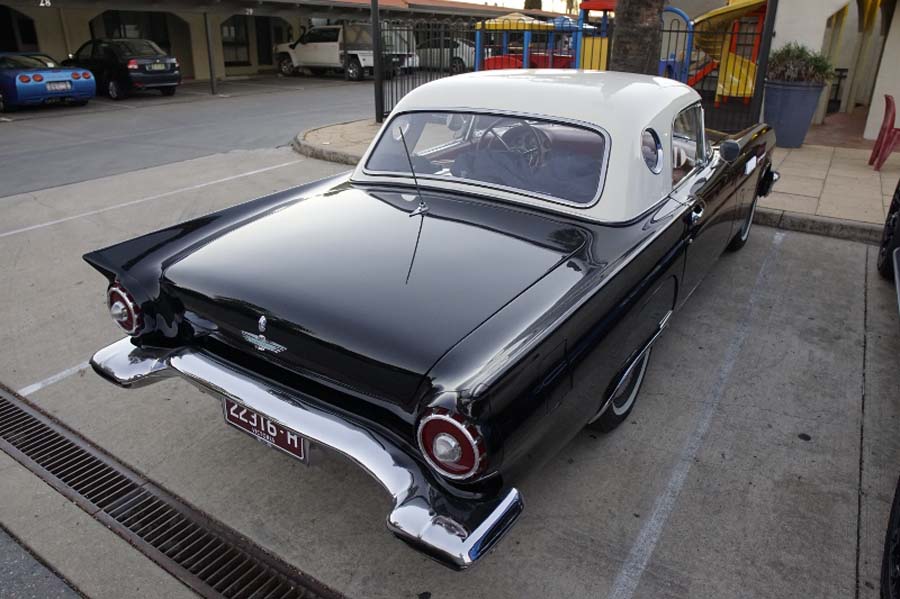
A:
89;338;522;569
354;108;611;210
590;309;673;422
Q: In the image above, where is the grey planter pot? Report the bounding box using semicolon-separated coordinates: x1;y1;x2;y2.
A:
763;80;825;148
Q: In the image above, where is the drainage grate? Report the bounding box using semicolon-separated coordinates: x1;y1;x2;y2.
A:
0;384;345;599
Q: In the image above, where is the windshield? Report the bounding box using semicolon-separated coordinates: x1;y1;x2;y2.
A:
365;111;607;205
0;55;53;69
113;40;165;57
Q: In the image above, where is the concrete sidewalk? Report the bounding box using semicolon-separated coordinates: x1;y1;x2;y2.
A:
294;119;900;244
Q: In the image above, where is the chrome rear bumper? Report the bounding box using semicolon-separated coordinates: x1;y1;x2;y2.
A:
90;337;523;569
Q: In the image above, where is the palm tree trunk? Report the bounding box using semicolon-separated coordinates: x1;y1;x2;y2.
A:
608;0;666;75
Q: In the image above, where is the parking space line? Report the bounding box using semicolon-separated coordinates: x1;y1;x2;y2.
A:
607;231;786;599
17;362;90;397
0;159;303;240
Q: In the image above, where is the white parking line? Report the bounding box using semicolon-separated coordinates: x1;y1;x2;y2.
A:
607;231;786;599
18;362;90;397
0;159;303;240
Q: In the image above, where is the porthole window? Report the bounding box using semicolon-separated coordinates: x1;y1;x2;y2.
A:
641;128;663;174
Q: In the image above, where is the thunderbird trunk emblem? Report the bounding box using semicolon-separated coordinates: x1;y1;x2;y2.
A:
242;316;285;353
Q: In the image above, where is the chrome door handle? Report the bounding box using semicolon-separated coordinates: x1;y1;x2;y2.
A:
690;201;705;226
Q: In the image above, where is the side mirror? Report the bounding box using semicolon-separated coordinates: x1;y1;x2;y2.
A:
719;140;741;163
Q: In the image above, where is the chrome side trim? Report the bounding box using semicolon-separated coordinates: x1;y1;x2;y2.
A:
590;309;672;422
89;338;523;569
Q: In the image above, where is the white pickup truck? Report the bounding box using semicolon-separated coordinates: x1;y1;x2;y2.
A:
274;24;417;81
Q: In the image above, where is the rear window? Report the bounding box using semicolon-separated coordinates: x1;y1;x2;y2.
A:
113;40;165;57
365;111;607;205
0;55;48;69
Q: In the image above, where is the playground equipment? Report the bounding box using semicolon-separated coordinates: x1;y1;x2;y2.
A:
660;0;767;105
573;0;615;70
473;7;606;71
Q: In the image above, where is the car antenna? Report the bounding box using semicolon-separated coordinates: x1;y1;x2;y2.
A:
397;126;429;217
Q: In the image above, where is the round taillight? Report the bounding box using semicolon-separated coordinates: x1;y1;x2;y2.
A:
107;283;142;335
82;72;91;79
18;75;31;83
417;411;485;480
71;72;81;80
33;74;44;82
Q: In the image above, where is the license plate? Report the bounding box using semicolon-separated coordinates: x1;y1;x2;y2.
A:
223;398;308;463
46;81;71;91
148;63;167;71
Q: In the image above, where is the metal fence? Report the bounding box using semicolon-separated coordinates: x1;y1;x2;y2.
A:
379;17;613;118
375;10;771;134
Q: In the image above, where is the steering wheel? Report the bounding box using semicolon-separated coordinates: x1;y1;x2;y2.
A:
477;118;546;170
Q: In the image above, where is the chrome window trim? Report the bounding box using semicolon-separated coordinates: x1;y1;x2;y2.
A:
642;127;663;175
669;101;705;193
355;108;612;210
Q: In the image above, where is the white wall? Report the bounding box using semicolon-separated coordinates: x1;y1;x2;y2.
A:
771;0;849;50
864;2;900;138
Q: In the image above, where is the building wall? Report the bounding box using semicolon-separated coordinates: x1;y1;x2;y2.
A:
5;4;302;82
864;1;900;138
771;0;849;51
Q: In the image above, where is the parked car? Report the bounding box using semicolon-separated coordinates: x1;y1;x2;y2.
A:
878;177;900;284
85;71;778;569
416;37;478;74
878;178;900;599
274;24;416;81
0;52;95;112
63;38;180;100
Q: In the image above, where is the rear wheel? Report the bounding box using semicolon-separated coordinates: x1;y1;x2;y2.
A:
0;93;8;113
160;86;176;97
588;349;651;433
877;184;900;280
345;57;363;81
107;78;125;100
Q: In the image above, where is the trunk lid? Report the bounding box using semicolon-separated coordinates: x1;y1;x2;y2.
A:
161;186;587;410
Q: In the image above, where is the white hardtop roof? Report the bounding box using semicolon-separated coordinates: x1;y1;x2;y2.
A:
360;70;704;223
393;69;699;127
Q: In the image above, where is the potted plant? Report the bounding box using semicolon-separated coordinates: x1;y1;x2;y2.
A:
764;43;834;148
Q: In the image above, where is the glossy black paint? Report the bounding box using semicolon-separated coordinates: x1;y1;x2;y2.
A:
84;124;775;498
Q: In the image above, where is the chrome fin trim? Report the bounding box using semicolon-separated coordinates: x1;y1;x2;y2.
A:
89;338;522;569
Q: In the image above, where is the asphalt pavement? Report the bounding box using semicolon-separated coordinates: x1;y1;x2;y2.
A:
0;142;898;598
0;528;80;599
0;75;372;197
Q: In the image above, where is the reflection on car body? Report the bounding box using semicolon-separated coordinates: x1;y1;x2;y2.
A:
84;70;778;569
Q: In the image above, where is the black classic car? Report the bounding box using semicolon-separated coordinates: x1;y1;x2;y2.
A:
63;38;181;100
86;70;778;568
878;175;900;599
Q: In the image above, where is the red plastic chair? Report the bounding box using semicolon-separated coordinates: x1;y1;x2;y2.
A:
870;94;900;170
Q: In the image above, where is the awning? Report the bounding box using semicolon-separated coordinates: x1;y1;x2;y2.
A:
477;12;556;30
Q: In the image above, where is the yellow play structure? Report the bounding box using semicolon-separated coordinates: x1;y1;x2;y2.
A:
689;0;768;104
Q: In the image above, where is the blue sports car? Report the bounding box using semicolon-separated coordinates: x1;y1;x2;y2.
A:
0;52;95;112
